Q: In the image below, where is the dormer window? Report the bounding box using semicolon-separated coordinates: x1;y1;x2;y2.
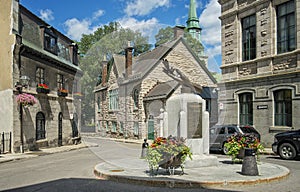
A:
44;27;58;55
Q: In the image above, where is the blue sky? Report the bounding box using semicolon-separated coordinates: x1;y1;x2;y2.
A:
20;0;221;72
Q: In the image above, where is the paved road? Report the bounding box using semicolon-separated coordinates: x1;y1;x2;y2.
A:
0;137;299;192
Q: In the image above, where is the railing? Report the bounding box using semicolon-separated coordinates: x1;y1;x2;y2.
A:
0;132;12;154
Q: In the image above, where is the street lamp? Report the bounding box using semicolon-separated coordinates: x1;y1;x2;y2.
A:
15;75;30;153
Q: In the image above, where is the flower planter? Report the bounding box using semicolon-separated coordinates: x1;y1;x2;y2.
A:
36;87;50;94
57;91;68;97
158;153;184;175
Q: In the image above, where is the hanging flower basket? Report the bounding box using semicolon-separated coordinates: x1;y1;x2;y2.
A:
16;93;37;106
145;136;192;175
36;84;50;94
57;89;68;97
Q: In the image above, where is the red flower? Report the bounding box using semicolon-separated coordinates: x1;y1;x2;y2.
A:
37;83;49;89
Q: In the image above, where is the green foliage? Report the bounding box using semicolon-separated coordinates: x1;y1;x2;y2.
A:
224;133;265;161
77;22;151;125
145;136;192;171
154;26;204;57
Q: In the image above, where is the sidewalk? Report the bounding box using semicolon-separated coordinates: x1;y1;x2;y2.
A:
0;141;97;164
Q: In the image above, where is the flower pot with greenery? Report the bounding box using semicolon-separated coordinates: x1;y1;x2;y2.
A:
145;136;192;175
57;88;68;97
224;133;264;162
16;93;37;106
36;84;50;94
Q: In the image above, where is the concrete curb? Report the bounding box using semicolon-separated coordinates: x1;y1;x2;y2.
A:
93;160;290;188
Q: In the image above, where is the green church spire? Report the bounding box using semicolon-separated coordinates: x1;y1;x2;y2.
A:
186;0;202;43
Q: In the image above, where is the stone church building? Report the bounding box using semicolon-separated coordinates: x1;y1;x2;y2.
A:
218;0;300;146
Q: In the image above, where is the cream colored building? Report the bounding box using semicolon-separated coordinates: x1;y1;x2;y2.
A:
0;0;82;153
218;0;300;146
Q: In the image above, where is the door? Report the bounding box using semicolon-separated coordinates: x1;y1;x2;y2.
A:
58;112;63;146
147;119;154;140
72;113;79;137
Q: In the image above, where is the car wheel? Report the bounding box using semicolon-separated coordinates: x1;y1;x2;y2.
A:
278;143;296;160
222;143;229;155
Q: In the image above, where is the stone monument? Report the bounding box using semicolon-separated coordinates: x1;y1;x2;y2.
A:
162;59;218;167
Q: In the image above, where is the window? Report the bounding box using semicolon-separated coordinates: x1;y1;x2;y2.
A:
112;121;117;132
36;112;46;140
277;0;295;54
239;93;253;125
106;121;109;131
205;99;211;112
274;89;292;126
36;67;45;84
227;127;236;134
134;122;139;136
57;74;64;90
109;89;119;110
120;122;124;133
242;14;256;61
97;96;101;112
44;29;57;54
133;89;139;109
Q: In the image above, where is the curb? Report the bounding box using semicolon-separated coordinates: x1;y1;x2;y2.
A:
93;162;290;189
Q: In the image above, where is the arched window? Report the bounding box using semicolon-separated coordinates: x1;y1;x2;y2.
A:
274;89;292;126
133;89;139;109
36;112;46;140
239;93;253;125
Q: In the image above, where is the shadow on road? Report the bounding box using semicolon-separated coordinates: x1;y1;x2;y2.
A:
2;178;240;192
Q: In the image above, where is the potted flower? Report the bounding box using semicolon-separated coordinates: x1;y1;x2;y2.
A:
224;133;264;162
36;83;50;94
145;135;192;175
16;93;37;106
57;88;68;97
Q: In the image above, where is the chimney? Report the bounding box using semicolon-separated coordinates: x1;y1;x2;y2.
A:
125;41;133;77
101;55;108;86
173;25;185;39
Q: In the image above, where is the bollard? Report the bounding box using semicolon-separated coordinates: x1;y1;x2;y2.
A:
141;139;149;158
241;148;259;176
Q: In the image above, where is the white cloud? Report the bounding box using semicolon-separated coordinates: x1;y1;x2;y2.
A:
64;18;97;41
118;17;161;44
39;9;54;22
93;9;105;20
199;0;221;48
125;0;170;16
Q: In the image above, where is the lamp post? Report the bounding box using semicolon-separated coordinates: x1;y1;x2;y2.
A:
15;75;30;153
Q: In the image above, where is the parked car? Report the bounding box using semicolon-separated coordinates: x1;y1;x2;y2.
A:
272;129;300;160
209;124;260;154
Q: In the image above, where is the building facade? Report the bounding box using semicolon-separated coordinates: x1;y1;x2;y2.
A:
94;37;218;140
218;0;300;146
0;0;82;153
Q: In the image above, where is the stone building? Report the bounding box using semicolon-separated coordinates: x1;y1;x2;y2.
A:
0;0;82;153
218;0;300;146
94;36;218;140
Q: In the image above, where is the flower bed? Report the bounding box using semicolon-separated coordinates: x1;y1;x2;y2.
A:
16;93;37;106
145;136;192;175
57;89;68;97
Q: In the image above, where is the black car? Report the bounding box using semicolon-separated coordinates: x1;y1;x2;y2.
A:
272;129;300;160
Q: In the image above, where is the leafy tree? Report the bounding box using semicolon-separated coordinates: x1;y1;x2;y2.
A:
78;22;151;126
154;26;204;58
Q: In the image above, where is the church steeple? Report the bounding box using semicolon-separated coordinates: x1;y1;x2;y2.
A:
186;0;202;43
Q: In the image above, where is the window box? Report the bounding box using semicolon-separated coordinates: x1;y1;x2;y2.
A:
37;87;50;94
36;84;50;94
57;89;68;97
73;92;83;99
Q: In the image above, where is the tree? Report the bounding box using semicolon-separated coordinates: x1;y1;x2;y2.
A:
78;22;151;126
154;26;204;58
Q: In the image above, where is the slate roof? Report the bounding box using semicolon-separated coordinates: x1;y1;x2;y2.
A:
143;80;179;101
111;37;217;84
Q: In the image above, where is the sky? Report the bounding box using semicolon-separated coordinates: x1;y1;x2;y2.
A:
19;0;222;73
